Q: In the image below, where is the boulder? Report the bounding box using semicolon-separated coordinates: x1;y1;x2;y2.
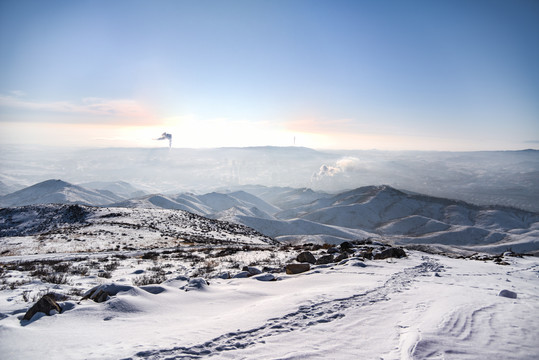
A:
253;273;276;281
181;278;209;291
285;263;310;274
498;289;517;299
242;266;262;276
334;252;348;262
327;247;339;254
349;260;367;268
82;284;133;303
296;251;316;264
359;250;373;260
340;241;354;252
23;293;62;321
373;247;406;260
233;271;251;278
217;272;230;279
316;254;335;265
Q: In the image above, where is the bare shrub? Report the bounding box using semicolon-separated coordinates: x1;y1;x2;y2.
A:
201;259;219;274
68;287;83;297
70;265;89;276
53;262;71;273
133;273;165;286
142;251;159;260
147;265;165;273
9;280;30;290
31;266;50;277
41;273;69;284
16;261;37;272
104;261;120;272
98;271;112;279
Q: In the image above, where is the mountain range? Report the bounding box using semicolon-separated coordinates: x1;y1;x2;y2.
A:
1;179;538;255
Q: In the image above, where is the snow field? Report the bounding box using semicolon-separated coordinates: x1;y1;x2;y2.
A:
1;251;537;359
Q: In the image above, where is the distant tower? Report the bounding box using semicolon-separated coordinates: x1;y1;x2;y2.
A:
294;136;296;146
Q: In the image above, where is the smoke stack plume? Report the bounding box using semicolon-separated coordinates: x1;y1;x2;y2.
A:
156;132;172;148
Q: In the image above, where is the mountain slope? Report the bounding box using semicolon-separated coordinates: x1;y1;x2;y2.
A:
0;179;120;207
0;203;277;255
78;181;146;199
111;194;212;215
273;185;539;253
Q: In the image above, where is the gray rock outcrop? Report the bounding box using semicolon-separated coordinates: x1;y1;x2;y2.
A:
23;293;62;321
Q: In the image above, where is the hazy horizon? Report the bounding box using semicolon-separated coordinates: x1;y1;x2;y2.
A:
1;145;538;213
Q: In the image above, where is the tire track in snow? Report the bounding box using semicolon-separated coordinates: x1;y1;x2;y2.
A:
129;257;442;359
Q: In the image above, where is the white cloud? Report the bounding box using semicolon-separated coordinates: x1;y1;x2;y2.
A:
0;93;152;121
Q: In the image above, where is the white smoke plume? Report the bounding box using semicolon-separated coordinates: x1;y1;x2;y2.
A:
156;132;172;148
315;157;361;177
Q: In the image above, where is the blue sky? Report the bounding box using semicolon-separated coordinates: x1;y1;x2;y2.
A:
1;0;538;150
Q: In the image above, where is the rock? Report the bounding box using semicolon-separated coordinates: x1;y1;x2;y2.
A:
253;273;276;281
316;254;334;265
334;252;348;262
285;263;310;274
23;293;62;321
359;250;373;260
217;272;230;279
296;251;316;264
373;247;406;260
243;266;262;276
140;285;166;294
82;283;133;303
262;266;280;273
327;247;339;254
181;278;209;291
339;241;353;252
498;289;517;299
350;260;367;268
233;271;251;278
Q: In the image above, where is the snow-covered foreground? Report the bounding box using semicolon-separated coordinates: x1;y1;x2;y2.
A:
1;251;537;360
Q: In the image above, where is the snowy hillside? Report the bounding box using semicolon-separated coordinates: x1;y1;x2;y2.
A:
0;180;121;207
262;185;539;254
78;181;146;199
111;194;213;215
0;204;276;256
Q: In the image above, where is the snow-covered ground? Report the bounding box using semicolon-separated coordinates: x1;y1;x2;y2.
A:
0;250;537;359
1;192;538;359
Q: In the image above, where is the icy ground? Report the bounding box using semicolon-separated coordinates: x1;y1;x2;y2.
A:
1;249;538;359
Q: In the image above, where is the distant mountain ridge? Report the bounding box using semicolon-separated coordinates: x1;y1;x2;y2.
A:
0;179;122;207
1;179;538;254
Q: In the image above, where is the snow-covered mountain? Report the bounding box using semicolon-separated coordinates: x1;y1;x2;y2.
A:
0;179;121;207
216;185;539;254
78;181;146;199
241;186;331;210
2;180;538;254
109;190;279;220
0;203;276;256
110;194;213;215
